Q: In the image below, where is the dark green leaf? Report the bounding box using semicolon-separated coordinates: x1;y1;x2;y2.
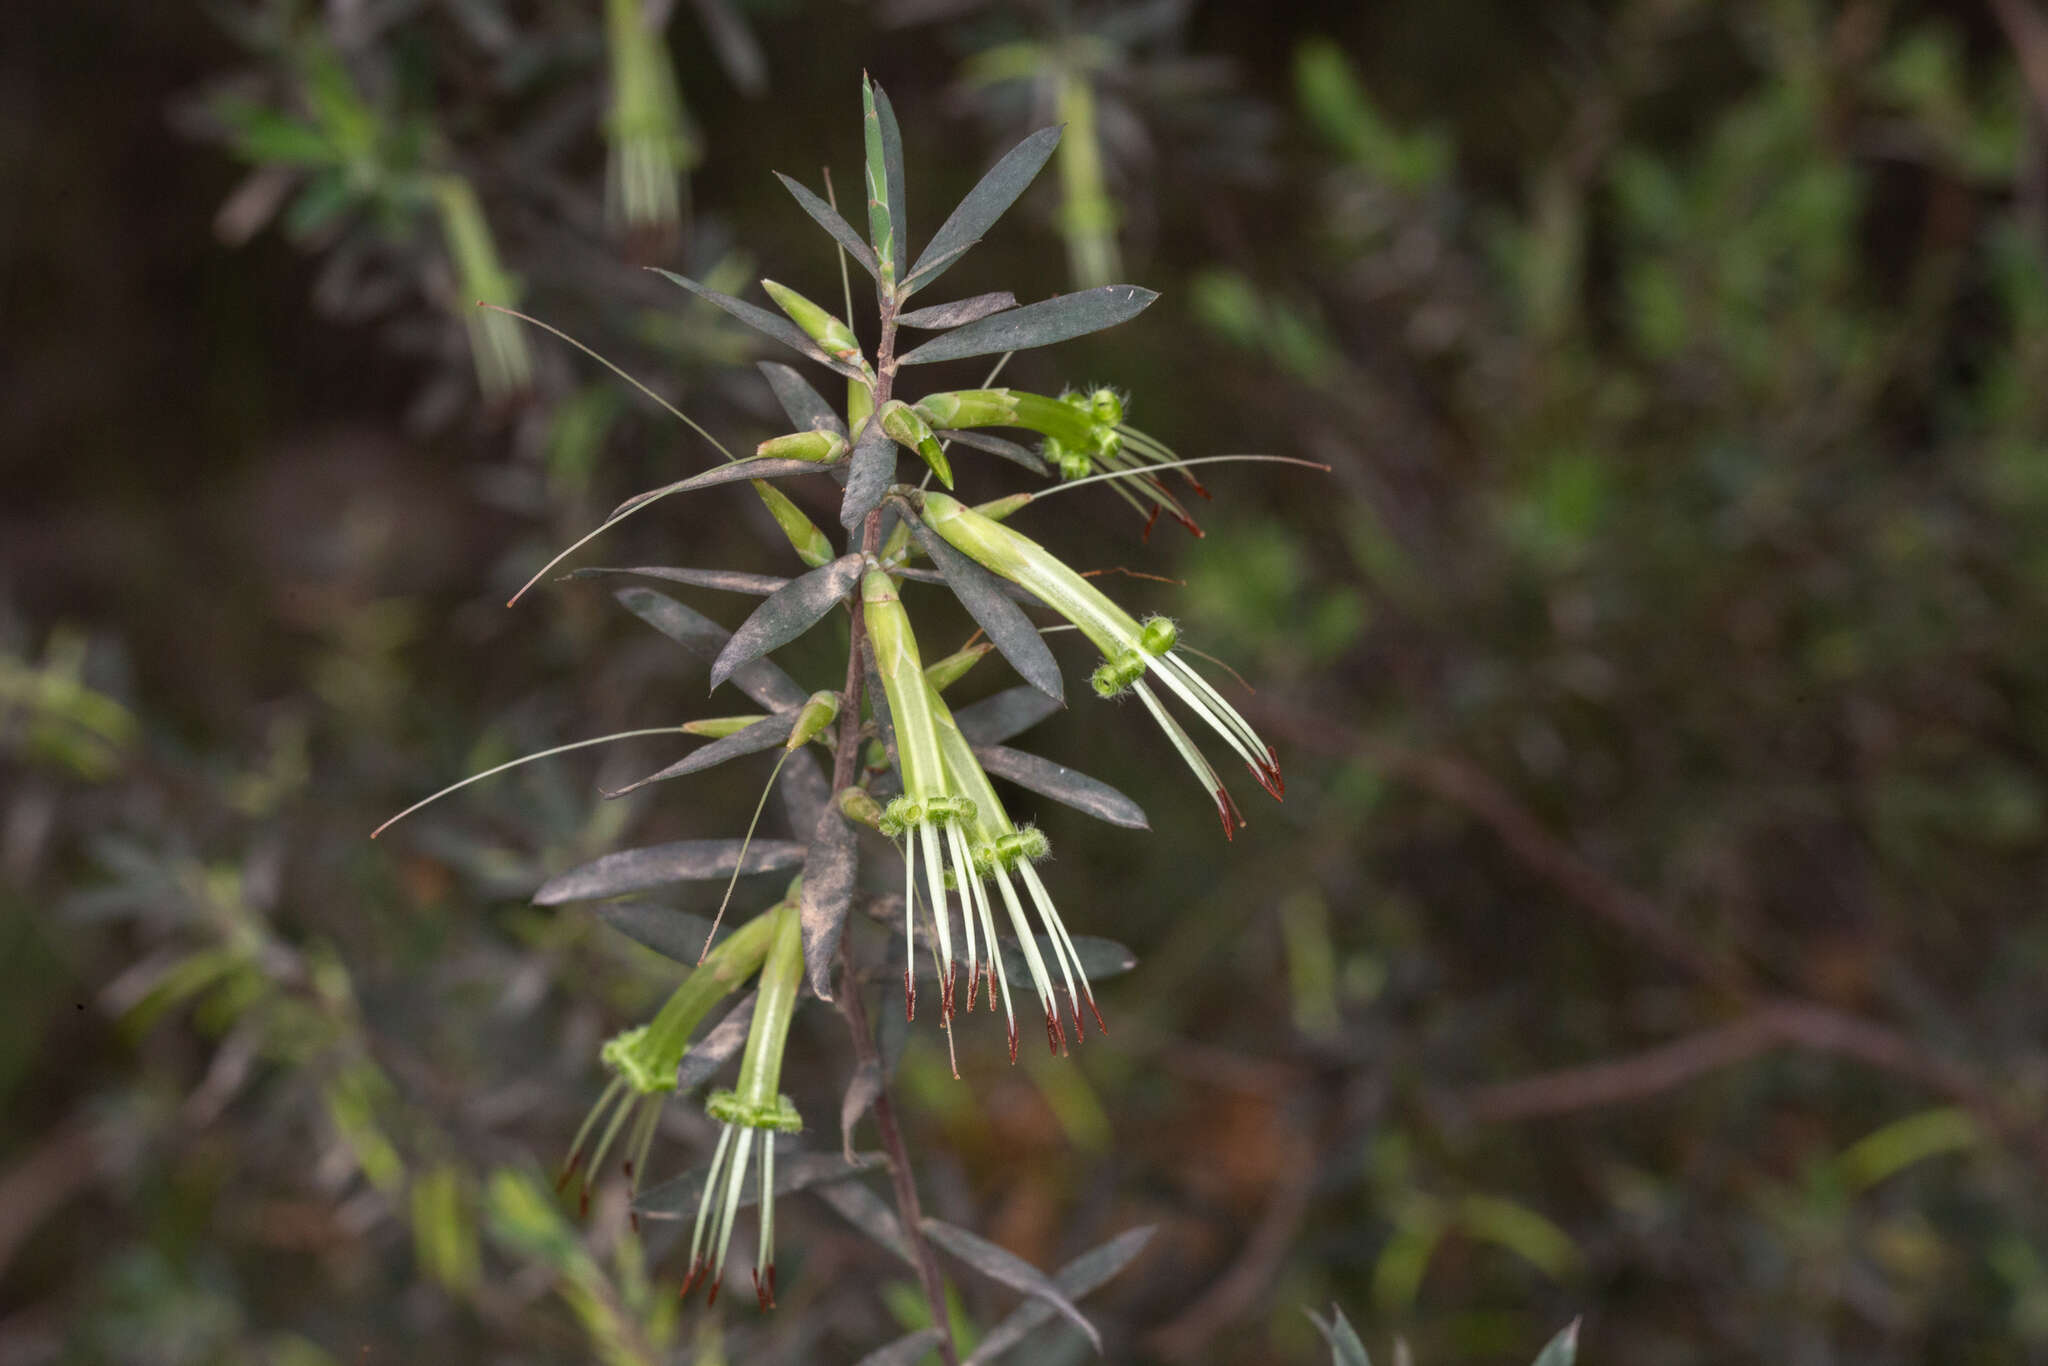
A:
613;587;808;712
895;565;1041;607
710;553;862;690
998;934;1136;984
898;286;1160;366
954;685;1062;747
635;1148;884;1218
532;838;806;904
1306;1306;1372;1366
911;520;1063;702
872;79;908;281
673;991;755;1092
898;292;1017;329
964;1227;1156;1364
856;1330;945;1366
757;361;845;436
816;1177;915;1264
568;565;787;595
974;745;1149;829
607;457;836;522
907;125;1061;292
602;713;795;798
919;1217;1100;1352
1530;1320;1580;1366
798;804;856;1000
839;417;895;530
773;171;880;278
592;901;726;964
651;268;867;378
943;429;1048;475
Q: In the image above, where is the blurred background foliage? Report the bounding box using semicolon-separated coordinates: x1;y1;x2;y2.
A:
8;0;2048;1361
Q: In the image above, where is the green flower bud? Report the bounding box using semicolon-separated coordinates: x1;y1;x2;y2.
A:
752;480;834;567
1140;616;1179;656
973;492;1034;523
1093;427;1123;461
913;388;1021;430
880;400;953;489
684;715;771;738
1088;387;1125;426
786;690;841;750
837;787;886;830
924;641;994;693
1092;651;1147;698
761;280;864;365
879;514;913;565
756;429;849;462
1045;436;1095;482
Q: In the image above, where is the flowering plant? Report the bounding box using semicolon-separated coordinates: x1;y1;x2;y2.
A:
375;74;1314;1357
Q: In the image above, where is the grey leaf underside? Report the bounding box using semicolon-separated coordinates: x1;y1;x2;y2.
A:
710;552;862;689
964;1226;1157;1364
906;124;1061;293
840;417;895;530
897;285;1159;366
772;171;880;279
897;291;1017;329
568;565;788;596
954;685;1062;746
757;360;846;436
974;744;1149;830
673;990;757;1093
613;586;808;712
797;803;856;1001
602;712;795;799
591;900;727;964
910;519;1063;702
919;1216;1100;1352
532;838;806;904
942;428;1048;475
652;268;868;379
607;457;839;522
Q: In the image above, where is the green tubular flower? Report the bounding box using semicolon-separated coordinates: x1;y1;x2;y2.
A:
863;567;979;1029
918;493;1282;839
559;905;780;1217
683;901;804;1309
602;0;694;235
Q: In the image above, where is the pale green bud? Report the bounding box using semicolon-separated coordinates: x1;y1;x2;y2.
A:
756;429;849;462
913;388;1021;430
924;641;993;693
751;480;834;567
837;787;886;830
762;280;864;364
683;715;770;738
880;400;953;489
786;690;842;750
1140;616;1179;656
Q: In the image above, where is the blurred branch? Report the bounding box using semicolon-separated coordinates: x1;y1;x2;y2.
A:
0;1113;101;1280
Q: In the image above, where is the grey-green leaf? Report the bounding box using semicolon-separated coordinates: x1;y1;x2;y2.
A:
1530;1320;1580;1366
999;934;1136;985
592;901;726;964
919;1218;1100;1352
569;565;788;596
773;171;880;278
602;713;794;798
856;1330;945;1366
613;587;808;712
974;745;1148;829
816;1177;915;1265
651;267;867;378
710;553;862;690
607;457;835;521
898;286;1160;366
955;685;1062;747
532;837;807;904
907;125;1061;292
1306;1307;1372;1366
898;291;1017;330
798;803;856;1000
942;429;1048;475
964;1226;1156;1365
912;520;1063;702
635;1148;884;1218
777;747;832;836
673;991;755;1092
757;361;846;436
840;417;895;530
873;81;908;282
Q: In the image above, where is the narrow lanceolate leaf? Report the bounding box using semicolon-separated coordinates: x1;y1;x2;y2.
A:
603;712;795;798
998;935;1136;985
861;77;905;291
974;744;1148;829
897;291;1017;330
1305;1306;1372;1366
613;587;808;712
673;991;756;1092
911;520;1063;702
894;566;1042;608
1530;1320;1581;1366
816;1177;915;1265
593;901;727;965
874;80;908;283
798;803;856;1000
964;1226;1157;1365
635;1149;884;1218
773;172;880;279
840;417;895;530
898;286;1160;366
568;565;788;595
856;1330;945;1366
757;360;846;436
919;1218;1101;1353
954;684;1062;747
532;838;806;904
710;553;862;689
607;457;834;521
652;268;868;378
907;124;1061;292
942;428;1048;475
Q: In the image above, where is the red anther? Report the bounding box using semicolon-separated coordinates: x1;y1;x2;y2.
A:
579;1187;590;1218
1045;1006;1068;1057
1187;474;1214;500
1086;994;1108;1036
630;1210;640;1233
1141;505;1161;543
1169;507;1205;538
1214;787;1247;840
753;1267;775;1311
707;1277;723;1308
904;969;916;1022
1267;747;1285;797
1070;996;1087;1041
1006;1018;1020;1064
964;963;980;1013
1248;759;1284;802
939;965;957;1022
555;1157;581;1194
622;1159;634;1178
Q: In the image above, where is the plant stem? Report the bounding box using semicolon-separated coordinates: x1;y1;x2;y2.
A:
827;298;960;1366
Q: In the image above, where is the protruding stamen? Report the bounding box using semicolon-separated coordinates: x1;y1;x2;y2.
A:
753;1266;775;1310
1007;1018;1020;1064
1215;789;1241;840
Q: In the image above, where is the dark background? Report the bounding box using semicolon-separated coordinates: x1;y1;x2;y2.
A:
7;1;2048;1362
